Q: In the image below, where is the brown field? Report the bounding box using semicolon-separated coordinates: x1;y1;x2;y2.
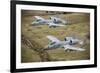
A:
21;10;90;63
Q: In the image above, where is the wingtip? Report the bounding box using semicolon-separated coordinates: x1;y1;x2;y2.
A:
79;48;85;51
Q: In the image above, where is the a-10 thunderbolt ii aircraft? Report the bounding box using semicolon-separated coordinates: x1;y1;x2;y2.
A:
44;35;85;51
31;16;67;27
50;16;67;24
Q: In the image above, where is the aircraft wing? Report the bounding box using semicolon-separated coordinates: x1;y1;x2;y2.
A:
47;35;60;43
49;23;65;27
63;45;85;51
34;16;44;20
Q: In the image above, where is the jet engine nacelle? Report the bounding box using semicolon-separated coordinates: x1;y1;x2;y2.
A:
50;17;62;23
64;37;84;45
64;37;78;45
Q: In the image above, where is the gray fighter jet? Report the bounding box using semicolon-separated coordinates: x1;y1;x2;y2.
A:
45;35;85;51
50;16;67;24
31;16;66;27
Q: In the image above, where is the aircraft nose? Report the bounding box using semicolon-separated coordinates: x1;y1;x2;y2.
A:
32;22;36;24
79;41;84;45
44;45;49;49
62;21;66;24
31;21;38;25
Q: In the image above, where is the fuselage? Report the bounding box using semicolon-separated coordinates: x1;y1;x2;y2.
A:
47;41;70;49
32;19;66;26
47;38;81;49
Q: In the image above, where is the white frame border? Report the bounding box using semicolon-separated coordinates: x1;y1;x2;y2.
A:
16;4;95;69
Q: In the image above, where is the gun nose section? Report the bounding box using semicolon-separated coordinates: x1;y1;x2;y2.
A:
44;45;48;49
31;21;35;24
79;41;84;45
61;20;66;24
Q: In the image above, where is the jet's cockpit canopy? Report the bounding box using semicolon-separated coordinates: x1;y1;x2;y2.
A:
64;37;73;41
36;19;41;22
50;42;56;45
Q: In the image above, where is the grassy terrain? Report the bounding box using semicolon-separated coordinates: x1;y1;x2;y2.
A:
21;11;90;63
